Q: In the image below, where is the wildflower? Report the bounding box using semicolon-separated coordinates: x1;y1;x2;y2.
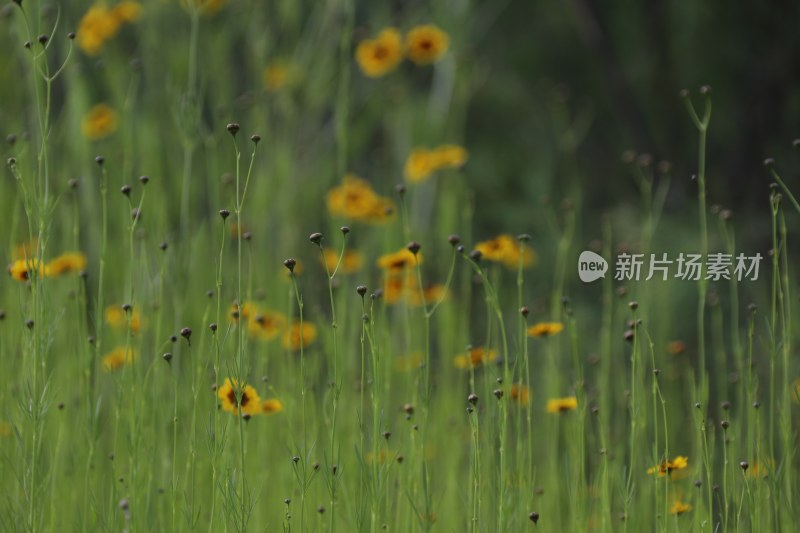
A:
669;501;692;515
747;459;774;478
474;234;535;268
377;248;422;271
321;248;363;275
76;5;121;55
404;149;438;182
229;301;258;323
453;346;498;369
408;284;447;307
647;456;689;477
394;352;423;372
82;104;118;140
283;321;317;350
263;61;293;92
8;258;43;282
112;1;142;23
217;378;262;416
404;144;469;183
510;384;531;405
102;347;136;371
105;304;142;333
326;175;395;223
262;398;284;414
405;25;449;65
546;396;578;413
44;252;87;277
248;310;287;341
356;28;404;77
433;144;468;168
667;340;686;355
527;321;564;338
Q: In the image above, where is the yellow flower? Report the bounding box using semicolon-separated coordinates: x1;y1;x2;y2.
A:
248;310;287;341
283;322;318;350
112;1;142;23
546;396;578;413
82;104;118;140
453;346;498;369
77;5;122;55
382;273;407;304
102;347;136;371
105;304;142;334
647;456;689;477
12;239;38;261
321;249;363;275
44;252;87;277
263;61;292;92
229;301;258;323
394;352;423;372
404;149;438;182
747;459;774;478
356;28;404;77
217;378;262;416
405;25;449;65
670;501;692;515
527;321;564;338
408;284;448;307
510;384;530;405
262;398;284;414
326;175;396;223
377;248;422;271
474;234;535;268
433;144;468;168
7;258;43;282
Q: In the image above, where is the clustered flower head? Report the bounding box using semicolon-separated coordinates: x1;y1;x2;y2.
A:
405;145;469;183
527;321;564;338
453;346;497;369
102;347;136;372
217;378;283;417
473;234;536;269
7;250;86;282
105;304;143;334
356;24;449;78
546;396;578;413
326;175;396;224
77;2;143;56
647;455;688;477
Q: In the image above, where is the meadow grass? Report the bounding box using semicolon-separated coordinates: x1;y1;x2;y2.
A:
0;1;799;532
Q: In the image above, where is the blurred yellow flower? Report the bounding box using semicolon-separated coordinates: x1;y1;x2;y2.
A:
217;378;262;416
263;61;294;92
405;25;449;65
667;340;686;355
327;175;396;223
82;104;118;140
44;252;87;277
405;145;468;183
12;239;38;261
105;304;142;334
408;284;448;307
356;28;404;77
377;248;422;271
453;346;498;369
546;396;577;413
262;398;284;414
0;421;11;438
322;248;363;275
747;459;774;478
229;301;258;323
112;1;142;23
511;384;530;405
670;501;692;515
283;322;318;350
248;310;287;341
474;234;535;268
527;321;564;338
647;455;688;477
102;347;136;371
7;259;42;282
394;352;423;372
